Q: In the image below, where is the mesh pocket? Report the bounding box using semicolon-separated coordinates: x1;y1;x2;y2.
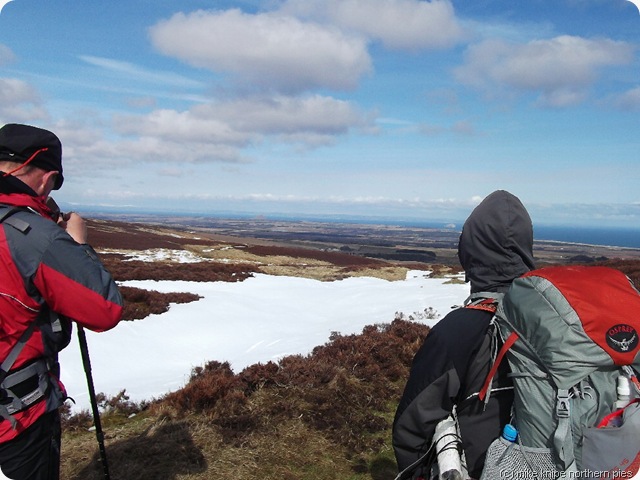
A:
480;437;558;480
582;401;640;476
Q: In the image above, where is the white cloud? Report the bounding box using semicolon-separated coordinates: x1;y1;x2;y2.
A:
86;190;486;217
0;78;47;122
211;95;374;138
111;95;375;162
611;85;640;111
50;121;137;173
280;0;466;50
148;9;372;94
0;78;39;105
79;55;205;89
48;94;375;173
115;108;250;147
0;44;15;65
454;35;634;107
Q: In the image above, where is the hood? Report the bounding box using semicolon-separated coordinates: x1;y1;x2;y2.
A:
458;190;535;293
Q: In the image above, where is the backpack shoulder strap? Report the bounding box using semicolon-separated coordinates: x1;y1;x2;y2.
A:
0;205;31;233
0;322;38;429
0;205;40;428
457;291;509;408
478;331;519;403
463;291;503;313
0;204;38;379
0;322;37;383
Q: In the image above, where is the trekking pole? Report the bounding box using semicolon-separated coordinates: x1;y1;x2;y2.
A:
77;325;111;480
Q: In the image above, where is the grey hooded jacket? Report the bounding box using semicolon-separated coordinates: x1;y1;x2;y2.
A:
392;190;535;479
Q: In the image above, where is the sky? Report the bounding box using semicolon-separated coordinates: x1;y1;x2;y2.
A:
0;0;639;228
58;269;468;413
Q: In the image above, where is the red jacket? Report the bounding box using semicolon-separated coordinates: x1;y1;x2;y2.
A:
0;192;123;442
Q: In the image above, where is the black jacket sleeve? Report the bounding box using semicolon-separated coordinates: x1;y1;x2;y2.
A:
392;326;460;472
392;308;494;474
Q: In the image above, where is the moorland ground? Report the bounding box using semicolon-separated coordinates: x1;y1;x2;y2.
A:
58;217;640;480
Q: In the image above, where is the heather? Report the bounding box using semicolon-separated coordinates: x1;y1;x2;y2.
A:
61;319;429;479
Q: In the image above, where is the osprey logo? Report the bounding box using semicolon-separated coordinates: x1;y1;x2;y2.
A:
606;324;638;353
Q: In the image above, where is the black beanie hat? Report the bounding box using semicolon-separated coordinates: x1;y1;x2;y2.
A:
0;123;64;190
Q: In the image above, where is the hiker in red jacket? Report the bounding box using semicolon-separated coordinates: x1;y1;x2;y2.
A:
0;123;123;479
392;190;536;479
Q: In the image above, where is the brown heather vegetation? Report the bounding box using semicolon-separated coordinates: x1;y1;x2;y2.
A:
61;319;429;480
118;286;202;321
161;319;426;453
98;259;258;321
57;219;640;479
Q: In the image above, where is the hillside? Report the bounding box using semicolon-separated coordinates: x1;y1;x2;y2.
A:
58;218;640;480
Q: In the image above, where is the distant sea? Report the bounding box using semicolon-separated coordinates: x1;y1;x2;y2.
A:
236;214;640;249
83;206;640;250
279;216;640;249
534;225;640;249
382;220;640;249
302;216;640;249
386;221;640;249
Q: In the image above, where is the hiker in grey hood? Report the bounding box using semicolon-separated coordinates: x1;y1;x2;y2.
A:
392;190;535;479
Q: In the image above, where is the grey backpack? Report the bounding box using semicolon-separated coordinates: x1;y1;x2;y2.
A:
479;266;640;479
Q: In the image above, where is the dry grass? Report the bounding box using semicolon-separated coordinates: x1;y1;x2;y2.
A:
62;414;372;480
61;319;428;479
61;415;208;479
187;243;409;282
260;264;411;281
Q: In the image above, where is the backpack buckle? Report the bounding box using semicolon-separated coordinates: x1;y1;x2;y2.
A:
556;391;570;418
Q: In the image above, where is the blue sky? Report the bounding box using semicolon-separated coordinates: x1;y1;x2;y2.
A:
0;0;638;228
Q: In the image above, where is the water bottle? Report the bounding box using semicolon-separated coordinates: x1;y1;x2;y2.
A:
502;424;518;443
615;375;631;410
434;417;464;480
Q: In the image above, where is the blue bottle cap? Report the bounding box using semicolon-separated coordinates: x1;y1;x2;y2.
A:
502;424;518;442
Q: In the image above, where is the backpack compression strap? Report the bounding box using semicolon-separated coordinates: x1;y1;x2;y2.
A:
0;322;37;429
478;331;519;403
